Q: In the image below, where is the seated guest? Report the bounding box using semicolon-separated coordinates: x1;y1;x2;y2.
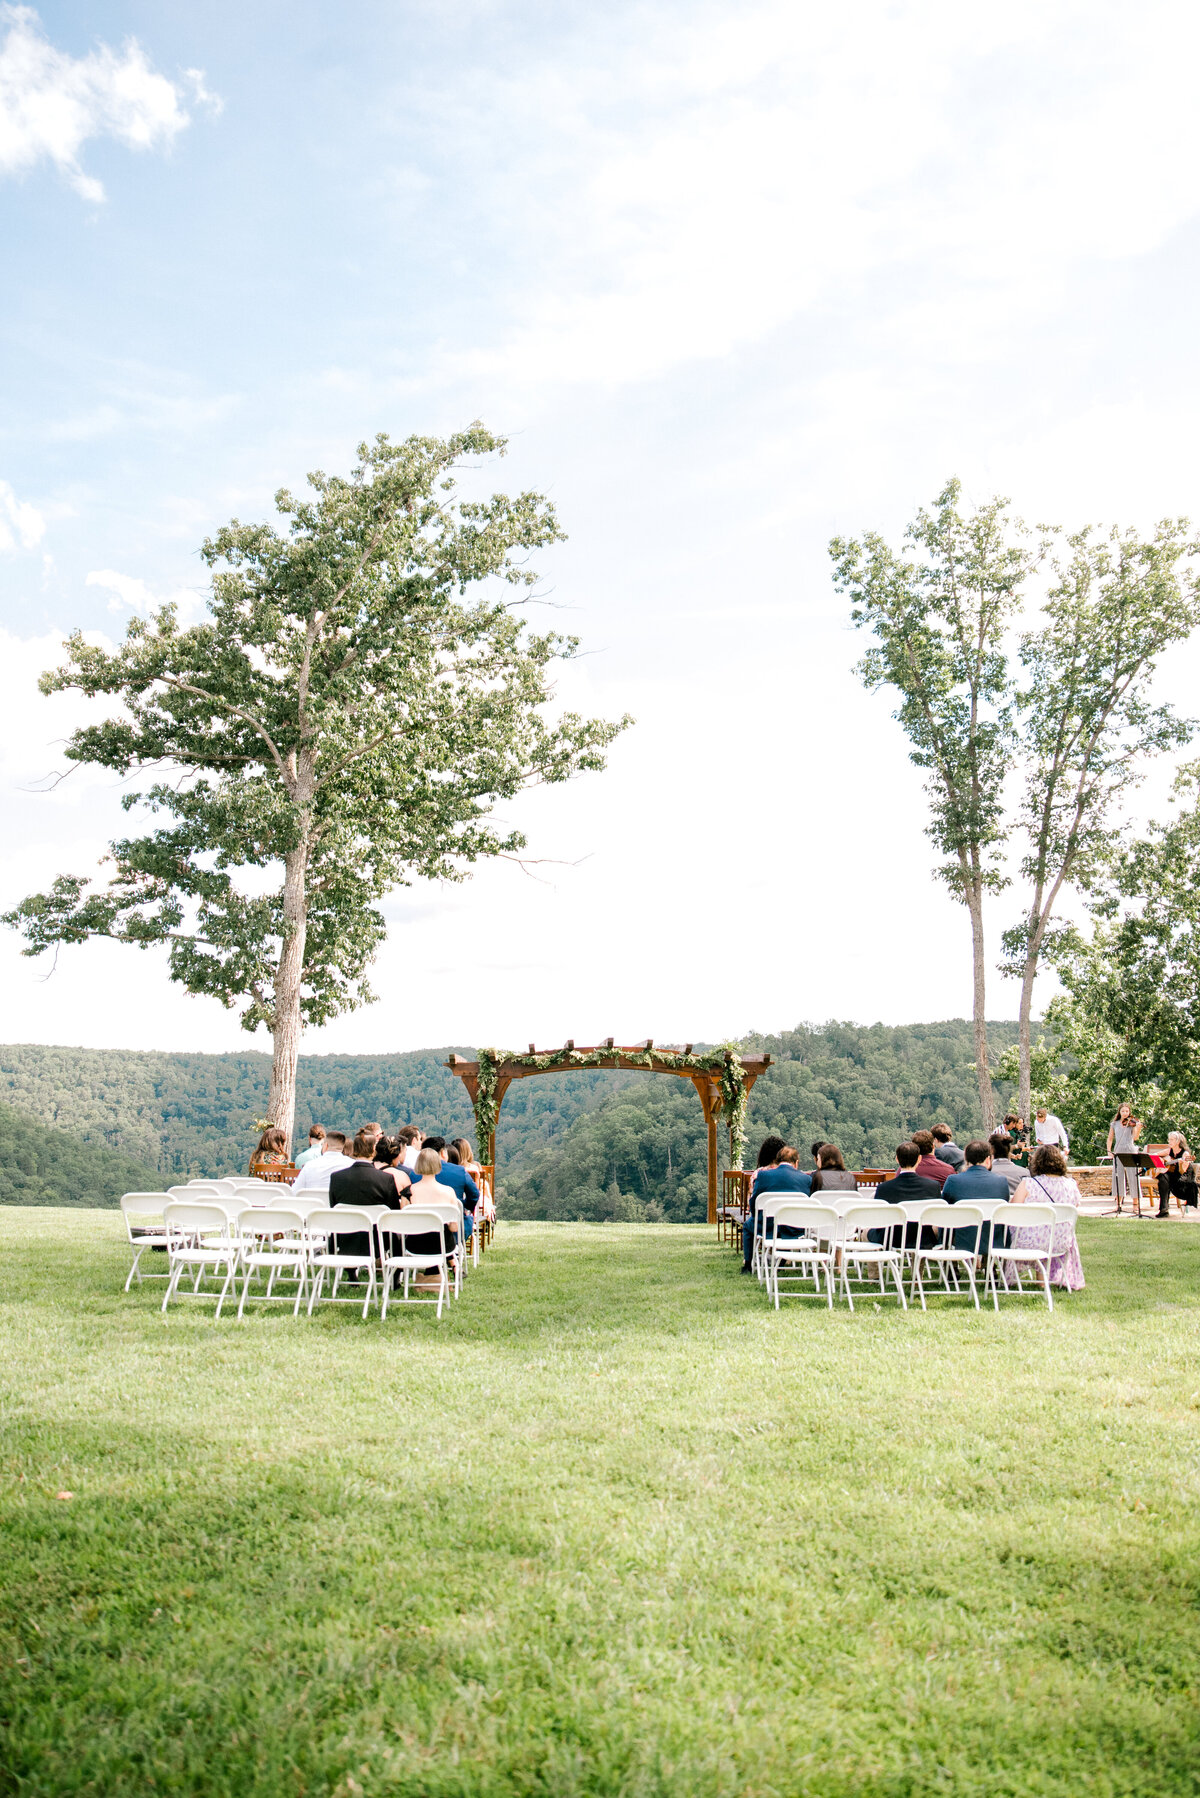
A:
290;1130;354;1192
877;1142;942;1204
360;1121;384;1150
373;1133;416;1203
396;1124;422;1169
742;1145;811;1271
454;1138;494;1221
875;1143;942;1246
911;1130;951;1188
294;1124;326;1168
1157;1132;1197;1215
943;1139;1010;1255
328;1129;404;1267
931;1124;965;1170
747;1136;787;1204
1010;1144;1085;1288
809;1141;826;1171
401;1147;462;1266
810;1144;856;1193
987;1132;1025;1195
249;1126;291;1176
432;1139;481;1238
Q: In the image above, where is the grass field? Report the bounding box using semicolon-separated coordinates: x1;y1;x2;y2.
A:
2;1209;1199;1797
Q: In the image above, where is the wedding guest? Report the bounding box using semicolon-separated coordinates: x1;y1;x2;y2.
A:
289;1130;354;1193
809;1144;857;1193
373;1133;416;1203
874;1143;942;1247
397;1124;422;1169
987;1132;1025;1195
1107;1102;1142;1212
1004;1115;1029;1167
401;1147;462;1265
294;1124;326;1168
931;1124;965;1170
943;1140;1009;1256
249;1126;290;1177
911;1130;951;1188
1156;1131;1197;1215
434;1140;480;1238
1009;1144;1085;1289
742;1145;811;1271
329;1128;404;1264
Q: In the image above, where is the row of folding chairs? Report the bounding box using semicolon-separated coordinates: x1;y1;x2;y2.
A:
122;1192;470;1321
750;1194;1077;1312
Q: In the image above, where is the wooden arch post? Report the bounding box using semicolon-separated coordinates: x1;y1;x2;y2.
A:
447;1043;771;1226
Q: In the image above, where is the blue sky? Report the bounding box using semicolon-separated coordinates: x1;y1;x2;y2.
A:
3;0;1200;1054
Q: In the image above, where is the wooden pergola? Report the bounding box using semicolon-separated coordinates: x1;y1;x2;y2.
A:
447;1041;772;1225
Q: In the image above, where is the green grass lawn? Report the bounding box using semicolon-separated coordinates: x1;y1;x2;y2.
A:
2;1210;1199;1797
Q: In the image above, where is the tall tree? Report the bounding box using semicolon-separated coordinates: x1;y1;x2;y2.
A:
830;480;1036;1131
4;426;630;1146
1002;520;1200;1124
1046;765;1200;1153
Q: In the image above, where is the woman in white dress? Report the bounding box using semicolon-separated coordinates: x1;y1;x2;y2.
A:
1107;1103;1142;1210
1009;1143;1085;1290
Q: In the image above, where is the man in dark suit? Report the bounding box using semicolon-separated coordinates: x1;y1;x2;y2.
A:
874;1141;942;1246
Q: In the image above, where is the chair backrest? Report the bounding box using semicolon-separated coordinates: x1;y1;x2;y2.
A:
239;1208;306;1240
916;1202;984;1247
898;1200;930;1224
988;1201;1056;1234
169;1183;221;1202
970;1196;1008;1217
378;1207;450;1251
163;1201;233;1236
282;1194;326;1217
840;1203;907;1243
215;1195;253;1219
1051;1203;1078;1232
121;1191;171;1219
303;1207;373;1243
770;1201;839;1239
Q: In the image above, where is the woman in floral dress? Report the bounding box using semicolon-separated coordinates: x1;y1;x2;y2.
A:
1008;1143;1085;1290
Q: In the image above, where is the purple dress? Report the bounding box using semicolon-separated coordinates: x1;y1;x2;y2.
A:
1007;1174;1085;1290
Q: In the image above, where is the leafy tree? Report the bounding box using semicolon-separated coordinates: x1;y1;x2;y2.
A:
830;481;1037;1132
3;427;629;1146
1001;521;1200;1124
1047;766;1200;1153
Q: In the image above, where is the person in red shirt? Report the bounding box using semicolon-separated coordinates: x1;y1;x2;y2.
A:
911;1129;951;1188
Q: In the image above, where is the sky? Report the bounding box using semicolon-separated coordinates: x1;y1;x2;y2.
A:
3;0;1200;1057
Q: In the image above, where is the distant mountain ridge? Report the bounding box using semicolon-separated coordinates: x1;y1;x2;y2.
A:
0;1022;1019;1213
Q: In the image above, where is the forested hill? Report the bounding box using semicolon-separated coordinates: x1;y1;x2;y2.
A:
0;1022;1018;1210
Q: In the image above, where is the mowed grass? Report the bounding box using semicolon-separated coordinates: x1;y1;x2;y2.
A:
2;1213;1200;1797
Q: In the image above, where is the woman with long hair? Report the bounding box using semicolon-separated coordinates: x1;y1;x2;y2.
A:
810;1144;856;1194
249;1125;289;1177
1106;1102;1142;1212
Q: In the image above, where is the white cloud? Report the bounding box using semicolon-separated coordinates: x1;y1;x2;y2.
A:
85;568;204;620
0;5;215;200
0;478;44;551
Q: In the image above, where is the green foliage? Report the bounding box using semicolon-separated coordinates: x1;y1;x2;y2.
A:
1047;766;1200;1154
2;427;630;1136
4;1210;1200;1797
0;1101;160;1205
504;1020;1019;1221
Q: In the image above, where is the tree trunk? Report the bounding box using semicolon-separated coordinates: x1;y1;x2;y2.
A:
267;842;309;1151
1017;941;1038;1128
967;885;996;1134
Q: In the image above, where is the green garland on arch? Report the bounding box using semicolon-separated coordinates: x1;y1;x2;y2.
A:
470;1042;750;1169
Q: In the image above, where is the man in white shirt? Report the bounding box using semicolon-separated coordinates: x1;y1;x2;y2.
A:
1034;1108;1069;1154
398;1124;422;1170
290;1131;354;1192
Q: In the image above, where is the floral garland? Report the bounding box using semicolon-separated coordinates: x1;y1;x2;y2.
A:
470;1042;750;1167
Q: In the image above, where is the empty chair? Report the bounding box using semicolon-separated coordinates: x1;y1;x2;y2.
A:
236;1209;309;1319
378;1208;454;1319
838;1204;908;1310
161;1202;240;1318
304;1208;378;1319
766;1202;839;1308
984;1203;1058;1310
120;1192;174;1290
909;1203;984;1310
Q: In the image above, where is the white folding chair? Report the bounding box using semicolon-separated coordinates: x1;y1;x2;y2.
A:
909;1204;983;1310
766;1202;839;1308
303;1208;378;1318
378;1208;453;1319
236;1208;309;1318
169;1183;222;1203
985;1203;1057;1310
751;1196;791;1282
120;1192;174;1290
418;1200;467;1295
838;1204;908;1310
161;1202;240;1317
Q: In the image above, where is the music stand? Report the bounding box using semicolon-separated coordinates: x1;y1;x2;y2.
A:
1115;1151;1152;1216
